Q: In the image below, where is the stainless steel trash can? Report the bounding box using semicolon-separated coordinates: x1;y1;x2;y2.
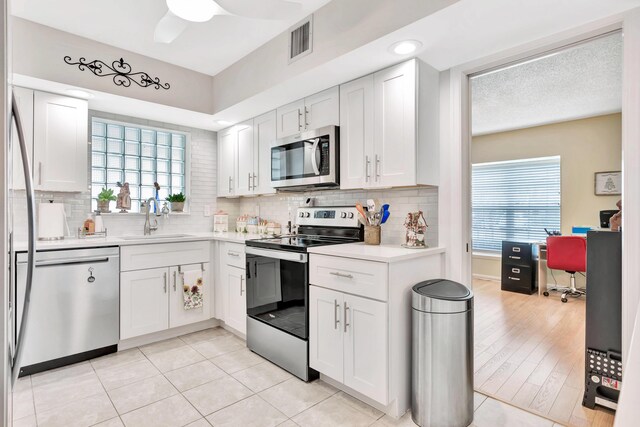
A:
411;279;474;427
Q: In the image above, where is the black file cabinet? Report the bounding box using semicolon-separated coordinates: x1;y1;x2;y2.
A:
501;241;537;294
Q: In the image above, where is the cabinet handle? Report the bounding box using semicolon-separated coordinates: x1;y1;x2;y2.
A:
304;106;309;129
375;155;381;181
228;176;232;193
509;255;521;260
334;299;340;330
252;173;257;189
240;275;244;296
298;109;303;130
330;271;353;279
248;173;252;191
365;155;371;182
38;162;42;185
163;272;167;293
228;252;240;257
344;302;350;332
508;276;521;281
173;271;177;291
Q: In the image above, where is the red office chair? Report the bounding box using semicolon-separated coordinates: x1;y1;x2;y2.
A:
546;236;586;303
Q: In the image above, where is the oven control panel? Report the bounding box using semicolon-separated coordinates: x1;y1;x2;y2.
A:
296;207;360;228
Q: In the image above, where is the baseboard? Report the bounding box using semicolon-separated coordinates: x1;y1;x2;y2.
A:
473;274;500;282
118;318;221;350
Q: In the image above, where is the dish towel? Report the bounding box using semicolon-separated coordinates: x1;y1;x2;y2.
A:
182;269;204;310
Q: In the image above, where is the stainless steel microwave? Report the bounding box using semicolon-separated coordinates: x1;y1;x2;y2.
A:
270;125;339;190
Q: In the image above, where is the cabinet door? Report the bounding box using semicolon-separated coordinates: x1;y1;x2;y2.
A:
276;98;304;138
339;77;374;190
33;91;88;192
235;120;254;196
120;267;169;339
11;87;34;191
343;293;388;404
373;60;417;188
305;86;339;131
309;285;344;380
226;265;247;334
252;110;277;195
169;263;210;329
217;127;236;197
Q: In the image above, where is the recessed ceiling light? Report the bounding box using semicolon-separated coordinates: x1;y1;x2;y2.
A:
390;40;423;55
166;0;217;22
216;120;231;126
65;89;93;99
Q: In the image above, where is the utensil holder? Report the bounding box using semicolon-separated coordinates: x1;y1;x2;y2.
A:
364;225;381;245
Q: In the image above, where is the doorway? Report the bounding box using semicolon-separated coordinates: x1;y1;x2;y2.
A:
469;32;622;426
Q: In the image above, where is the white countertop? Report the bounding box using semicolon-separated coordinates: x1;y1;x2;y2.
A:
308;242;445;263
15;232;265;252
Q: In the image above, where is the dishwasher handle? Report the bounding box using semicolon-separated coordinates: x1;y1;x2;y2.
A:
34;257;112;267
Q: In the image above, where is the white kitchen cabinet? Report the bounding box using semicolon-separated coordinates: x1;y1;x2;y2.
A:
121;267;170;339
235;120;254;196
11;87;34;191
252;111;277;195
33;91;88;192
276;86;339;139
169;263;210;329
339;59;439;190
217;127;236;197
120;242;212;340
343;293;388;404
339;76;373;190
309;285;387;403
226;265;246;334
309;286;344;380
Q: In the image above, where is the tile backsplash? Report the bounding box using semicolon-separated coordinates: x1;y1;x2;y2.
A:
12;110;438;248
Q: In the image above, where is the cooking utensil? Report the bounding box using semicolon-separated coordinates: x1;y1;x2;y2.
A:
381;210;390;224
356;203;368;224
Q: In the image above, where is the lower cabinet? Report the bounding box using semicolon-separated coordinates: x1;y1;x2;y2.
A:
226;265;247;334
121;263;210;340
309;285;388;404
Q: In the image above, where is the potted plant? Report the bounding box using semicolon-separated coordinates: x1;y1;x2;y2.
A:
166;192;186;212
97;187;117;213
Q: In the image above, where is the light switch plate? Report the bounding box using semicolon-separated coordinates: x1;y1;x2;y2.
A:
204;205;211;217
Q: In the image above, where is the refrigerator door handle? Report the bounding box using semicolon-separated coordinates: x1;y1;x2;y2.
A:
10;92;36;385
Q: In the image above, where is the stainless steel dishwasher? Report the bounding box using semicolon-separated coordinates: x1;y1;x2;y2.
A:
15;247;120;376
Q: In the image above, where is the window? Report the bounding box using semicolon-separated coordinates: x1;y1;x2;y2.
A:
472;156;561;252
91;119;187;213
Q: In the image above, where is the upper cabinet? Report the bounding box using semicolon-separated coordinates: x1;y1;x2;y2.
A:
12;88;88;193
276;86;339;139
340;59;439;189
217;111;277;197
33;91;88;192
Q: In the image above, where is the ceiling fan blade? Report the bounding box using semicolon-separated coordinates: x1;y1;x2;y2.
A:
154;10;189;44
214;0;302;20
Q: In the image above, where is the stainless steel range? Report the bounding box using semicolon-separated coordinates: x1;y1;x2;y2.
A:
245;206;363;381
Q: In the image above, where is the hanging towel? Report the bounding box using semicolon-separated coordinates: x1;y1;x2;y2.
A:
182;269;204;310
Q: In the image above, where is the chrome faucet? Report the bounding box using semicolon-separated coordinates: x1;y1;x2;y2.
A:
143;197;159;235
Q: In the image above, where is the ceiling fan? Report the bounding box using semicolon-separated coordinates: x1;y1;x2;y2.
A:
154;0;303;44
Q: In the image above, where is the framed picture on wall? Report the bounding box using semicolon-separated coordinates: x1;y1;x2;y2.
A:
595;171;622;195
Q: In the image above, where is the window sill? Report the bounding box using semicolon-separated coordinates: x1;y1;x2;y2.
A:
473;251;501;260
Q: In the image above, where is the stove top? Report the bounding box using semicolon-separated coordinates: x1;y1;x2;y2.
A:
246;235;357;252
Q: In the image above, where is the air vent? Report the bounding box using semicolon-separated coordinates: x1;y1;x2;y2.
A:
288;15;313;63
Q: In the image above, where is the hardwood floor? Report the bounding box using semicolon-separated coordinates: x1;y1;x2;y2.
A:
473;278;615;427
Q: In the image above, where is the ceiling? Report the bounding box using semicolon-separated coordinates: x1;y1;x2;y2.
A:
471;32;622;135
10;0;332;76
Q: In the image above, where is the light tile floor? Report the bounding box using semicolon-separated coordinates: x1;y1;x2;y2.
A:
12;327;559;427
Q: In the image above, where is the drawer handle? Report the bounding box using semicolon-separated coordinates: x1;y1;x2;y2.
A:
228;252;240;257
509;256;521;260
330;271;354;279
511;268;520;274
163;272;167;293
512;247;521;253
508;276;521;281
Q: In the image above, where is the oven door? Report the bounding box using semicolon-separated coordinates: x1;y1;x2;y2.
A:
270;125;338;189
245;247;309;339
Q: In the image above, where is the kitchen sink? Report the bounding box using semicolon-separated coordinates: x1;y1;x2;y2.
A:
119;234;194;240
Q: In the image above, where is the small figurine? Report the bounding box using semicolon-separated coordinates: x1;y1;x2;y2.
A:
116;182;131;213
403;211;428;248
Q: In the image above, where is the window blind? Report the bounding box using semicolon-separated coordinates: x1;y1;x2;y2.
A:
472;156;561;252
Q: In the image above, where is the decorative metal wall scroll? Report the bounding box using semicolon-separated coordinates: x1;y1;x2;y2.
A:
63;56;170;90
